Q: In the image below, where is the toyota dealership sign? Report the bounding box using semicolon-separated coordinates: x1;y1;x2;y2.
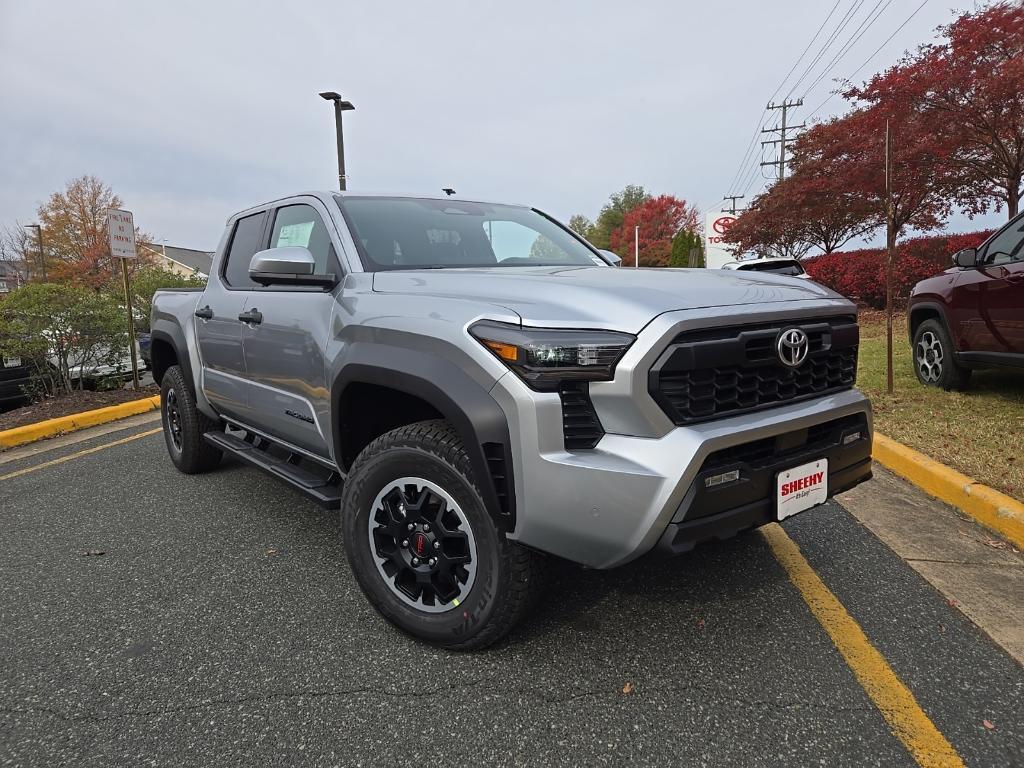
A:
704;211;738;269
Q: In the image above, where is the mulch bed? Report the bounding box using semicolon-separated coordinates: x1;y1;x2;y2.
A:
0;386;159;432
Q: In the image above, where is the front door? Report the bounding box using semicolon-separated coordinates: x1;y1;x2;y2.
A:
195;210;267;422
952;214;1024;355
239;202;340;457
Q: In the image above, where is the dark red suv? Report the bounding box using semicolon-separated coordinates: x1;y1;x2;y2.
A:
908;213;1024;390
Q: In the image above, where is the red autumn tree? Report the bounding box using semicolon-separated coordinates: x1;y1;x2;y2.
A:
609;195;699;267
788;102;954;245
849;2;1024;218
725;171;873;258
36;175;155;289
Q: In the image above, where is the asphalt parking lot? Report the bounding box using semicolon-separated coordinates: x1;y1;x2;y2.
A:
1;419;1022;767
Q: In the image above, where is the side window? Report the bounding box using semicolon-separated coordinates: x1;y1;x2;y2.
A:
269;204;336;275
222;212;267;288
983;218;1024;266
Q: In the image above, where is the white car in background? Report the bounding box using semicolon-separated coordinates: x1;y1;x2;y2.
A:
722;258;812;279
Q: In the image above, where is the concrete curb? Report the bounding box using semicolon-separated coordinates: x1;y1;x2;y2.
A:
873;433;1024;550
0;396;161;450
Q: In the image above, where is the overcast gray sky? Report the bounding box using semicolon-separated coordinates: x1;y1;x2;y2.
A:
0;0;1003;250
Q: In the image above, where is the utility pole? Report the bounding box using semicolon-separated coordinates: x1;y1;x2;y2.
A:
884;119;895;395
722;195;745;215
319;92;355;191
760;99;805;181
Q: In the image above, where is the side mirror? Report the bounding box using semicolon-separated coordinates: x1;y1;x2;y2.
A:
249;246;336;287
953;247;978;268
598;249;623;267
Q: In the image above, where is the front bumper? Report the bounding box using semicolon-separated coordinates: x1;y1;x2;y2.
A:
490;380;872;569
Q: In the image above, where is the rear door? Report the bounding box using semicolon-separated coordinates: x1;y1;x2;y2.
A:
195;210;267;421
238;200;340;457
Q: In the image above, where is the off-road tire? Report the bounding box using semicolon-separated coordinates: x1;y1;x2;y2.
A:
160;364;223;474
341;420;544;651
912;318;971;391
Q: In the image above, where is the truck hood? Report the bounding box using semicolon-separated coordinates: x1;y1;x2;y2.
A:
372;266;844;333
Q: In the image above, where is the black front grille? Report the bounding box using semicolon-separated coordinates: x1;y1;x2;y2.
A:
559;382;604;449
651;316;858;425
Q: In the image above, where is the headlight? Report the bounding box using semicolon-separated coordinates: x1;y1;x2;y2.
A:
470;321;635;391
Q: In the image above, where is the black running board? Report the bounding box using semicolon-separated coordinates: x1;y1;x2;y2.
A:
204;430;343;509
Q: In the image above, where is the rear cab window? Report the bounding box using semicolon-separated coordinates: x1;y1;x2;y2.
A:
222;212;268;288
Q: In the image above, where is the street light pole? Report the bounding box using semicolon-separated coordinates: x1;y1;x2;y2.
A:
319;91;355;191
24;224;47;282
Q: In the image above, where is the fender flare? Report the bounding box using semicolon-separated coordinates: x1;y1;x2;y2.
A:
331;343;516;532
150;322;194;389
907;300;952;342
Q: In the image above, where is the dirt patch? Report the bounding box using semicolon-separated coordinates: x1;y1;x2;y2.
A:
0;386;159;432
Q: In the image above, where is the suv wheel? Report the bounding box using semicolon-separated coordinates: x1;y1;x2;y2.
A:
160;364;223;473
913;318;971;391
341;420;543;650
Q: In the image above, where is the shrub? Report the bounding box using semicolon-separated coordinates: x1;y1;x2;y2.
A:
804;230;992;308
0;283;126;395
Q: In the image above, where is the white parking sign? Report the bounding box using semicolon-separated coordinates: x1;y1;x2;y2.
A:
107;208;137;259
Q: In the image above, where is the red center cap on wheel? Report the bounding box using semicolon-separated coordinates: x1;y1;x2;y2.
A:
412;533;429;557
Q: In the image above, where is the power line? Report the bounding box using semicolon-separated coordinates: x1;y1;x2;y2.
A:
800;0;894;99
719;0;846;203
805;0;931;121
785;0;867;100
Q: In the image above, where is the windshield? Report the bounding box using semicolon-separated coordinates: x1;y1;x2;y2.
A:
738;260;805;276
336;196;605;271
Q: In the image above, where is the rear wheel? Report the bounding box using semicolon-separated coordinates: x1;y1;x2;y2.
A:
341;420;543;650
913;319;971;391
160;364;223;473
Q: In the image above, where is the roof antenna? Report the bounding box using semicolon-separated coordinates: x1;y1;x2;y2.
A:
442;187;456;196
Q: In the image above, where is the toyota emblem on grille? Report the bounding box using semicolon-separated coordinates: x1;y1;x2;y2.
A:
777;328;809;368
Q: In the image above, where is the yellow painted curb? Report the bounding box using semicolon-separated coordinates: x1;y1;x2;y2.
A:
873;433;1024;551
0;395;161;450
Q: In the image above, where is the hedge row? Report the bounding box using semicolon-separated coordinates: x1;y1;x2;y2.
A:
803;230;994;308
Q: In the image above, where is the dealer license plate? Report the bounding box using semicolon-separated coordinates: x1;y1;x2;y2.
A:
776;459;828;521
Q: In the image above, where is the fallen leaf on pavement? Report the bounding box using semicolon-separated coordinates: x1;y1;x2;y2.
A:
983;719;995;730
79;550;105;557
621;682;634;695
983;538;1008;550
266;548;278;557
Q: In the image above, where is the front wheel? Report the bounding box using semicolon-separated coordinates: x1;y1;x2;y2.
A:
913;319;971;391
160;364;223;474
341;420;544;650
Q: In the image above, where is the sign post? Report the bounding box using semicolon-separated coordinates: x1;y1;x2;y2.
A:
107;209;140;391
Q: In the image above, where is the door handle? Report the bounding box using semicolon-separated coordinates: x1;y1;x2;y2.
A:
194;305;213;320
238;308;263;325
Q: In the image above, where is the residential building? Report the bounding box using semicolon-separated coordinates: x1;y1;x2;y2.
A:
141;244;213;279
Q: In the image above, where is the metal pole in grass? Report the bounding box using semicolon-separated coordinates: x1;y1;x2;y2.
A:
884;120;894;395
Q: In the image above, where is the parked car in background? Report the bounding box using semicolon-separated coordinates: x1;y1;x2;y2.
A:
138;332;152;370
0;355;36;412
722;258;811;279
908;212;1024;390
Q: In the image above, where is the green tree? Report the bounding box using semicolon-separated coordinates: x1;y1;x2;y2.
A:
0;283;125;395
568;214;594;239
589;184;651;250
670;229;704;268
126;265;205;332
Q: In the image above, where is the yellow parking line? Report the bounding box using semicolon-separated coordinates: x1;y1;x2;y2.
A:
0;428;162;482
760;523;964;768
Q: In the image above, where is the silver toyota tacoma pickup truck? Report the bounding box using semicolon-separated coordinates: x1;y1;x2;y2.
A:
151;191;872;649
